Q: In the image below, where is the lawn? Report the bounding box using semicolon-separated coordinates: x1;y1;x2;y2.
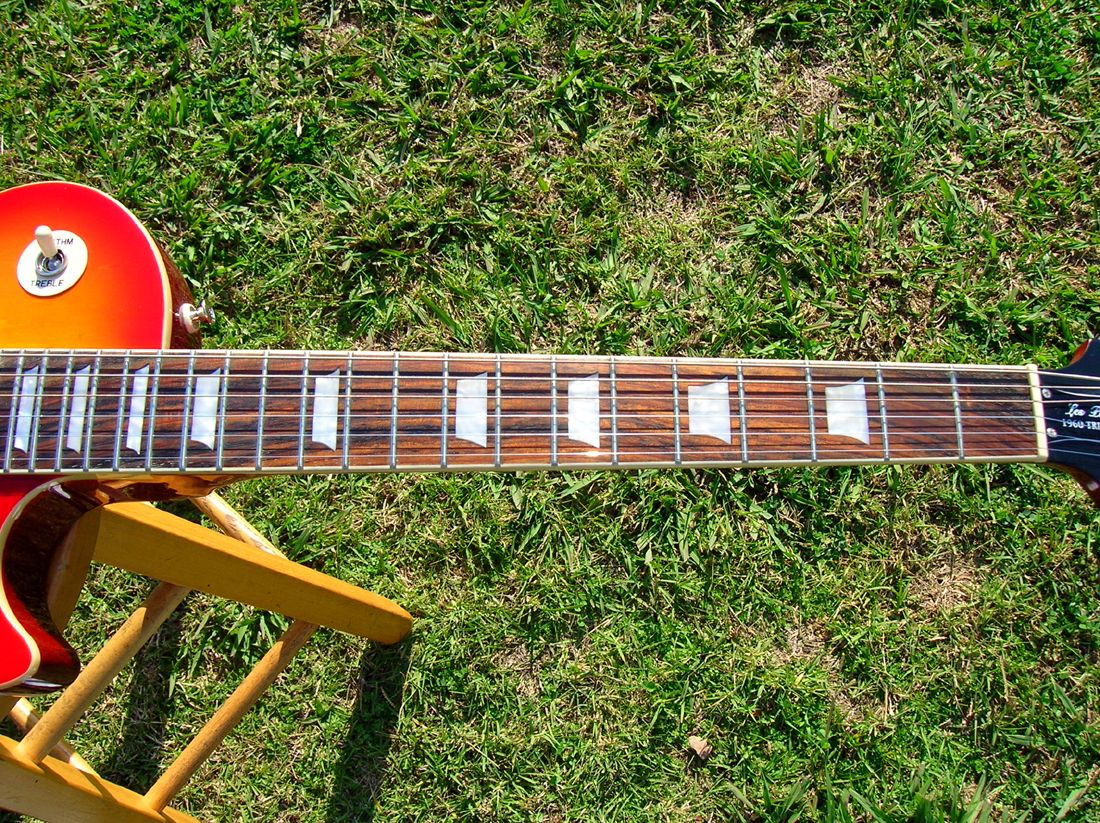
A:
1;0;1099;820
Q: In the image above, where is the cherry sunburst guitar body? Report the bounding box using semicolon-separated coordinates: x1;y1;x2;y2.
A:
0;181;188;692
2;180;1100;698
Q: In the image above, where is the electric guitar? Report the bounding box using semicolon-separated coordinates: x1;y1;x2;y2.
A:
2;181;1098;695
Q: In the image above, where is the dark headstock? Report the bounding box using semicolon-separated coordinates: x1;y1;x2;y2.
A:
1040;340;1100;504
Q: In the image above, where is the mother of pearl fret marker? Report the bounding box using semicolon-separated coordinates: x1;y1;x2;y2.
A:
3;181;1100;708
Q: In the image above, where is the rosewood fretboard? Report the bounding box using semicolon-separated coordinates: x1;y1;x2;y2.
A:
0;350;1046;475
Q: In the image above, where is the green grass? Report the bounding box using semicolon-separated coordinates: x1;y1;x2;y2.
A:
2;0;1100;819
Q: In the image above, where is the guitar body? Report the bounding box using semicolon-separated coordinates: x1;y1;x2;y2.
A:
0;181;186;692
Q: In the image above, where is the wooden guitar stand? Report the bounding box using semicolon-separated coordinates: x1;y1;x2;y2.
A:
0;493;412;822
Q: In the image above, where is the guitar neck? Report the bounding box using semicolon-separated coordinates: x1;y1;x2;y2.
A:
0;350;1047;476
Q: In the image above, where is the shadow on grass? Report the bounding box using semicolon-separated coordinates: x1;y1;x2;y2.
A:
99;601;187;791
326;638;412;823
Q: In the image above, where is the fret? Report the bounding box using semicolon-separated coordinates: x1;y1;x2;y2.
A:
672;360;681;465
453;373;487;449
741;366;813;462
256;351;270;471
494;354;502;468
4;353;24;472
390;353;399;469
124;364;151;458
440;355;449;468
609;358;619;466
496;356;551;468
212;353;266;470
54;354;75;472
557;360;607;464
737;365;748;463
297;354;310;471
811;368;879;461
342;353;354;470
82;355;102;472
687;378;731;444
0;354;17;473
881;367;962;459
614;359;676;466
950;369;964;458
565;373;601;451
876;366;890;461
28;354;47;468
112;353;131;471
27;355;47;470
550;356;558;466
179;352;196;469
393;355;444;469
13;358;42;469
311;368;343;459
344;354;395;470
955;368;1037;459
252;354;325;470
822;376;870;445
216;352;231;471
33;354;69;471
191;368;221;452
144;355;162;470
66;363;92;463
805;366;817;462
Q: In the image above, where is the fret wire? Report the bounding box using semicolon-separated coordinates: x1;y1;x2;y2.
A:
950;368;964;458
609;357;619;466
2;352;23;473
28;354;47;471
256;351;269;472
389;353;399;470
216;351;231;471
342;352;353;471
737;364;748;464
550;356;558;467
805;365;817;463
876;366;890;461
145;353;162;471
54;353;75;472
440;354;449;469
83;355;102;472
179;352;196;471
672;360;681;466
494;354;502;468
297;353;310;471
112;353;131;471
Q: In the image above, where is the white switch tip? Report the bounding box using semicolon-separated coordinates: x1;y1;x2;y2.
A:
35;225;58;258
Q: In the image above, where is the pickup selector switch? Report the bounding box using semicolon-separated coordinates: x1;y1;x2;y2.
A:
16;225;88;297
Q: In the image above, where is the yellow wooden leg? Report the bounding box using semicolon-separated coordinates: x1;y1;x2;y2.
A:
75;502;411;644
143;619;317;811
0;736;201;823
9;699;98;774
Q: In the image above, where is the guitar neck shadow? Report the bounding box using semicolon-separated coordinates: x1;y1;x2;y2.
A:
326;637;413;823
